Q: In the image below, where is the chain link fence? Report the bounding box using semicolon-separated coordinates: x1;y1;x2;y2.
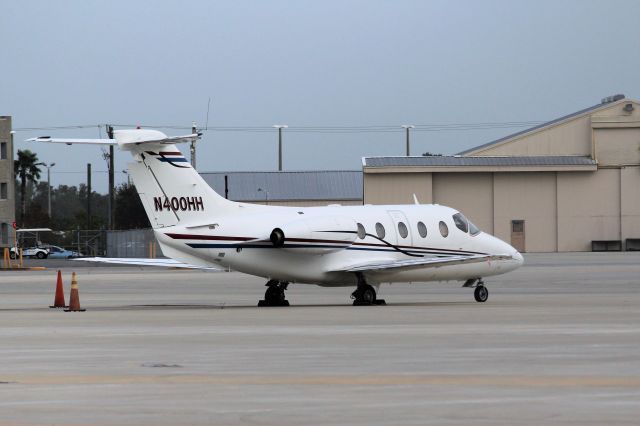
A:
106;229;160;258
17;228;160;258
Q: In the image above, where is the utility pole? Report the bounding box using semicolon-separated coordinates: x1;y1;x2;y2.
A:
45;163;56;217
36;161;56;218
106;125;115;229
401;125;415;156
273;125;288;171
87;163;92;229
190;122;197;169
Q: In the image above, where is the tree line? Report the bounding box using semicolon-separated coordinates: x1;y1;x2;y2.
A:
15;149;150;230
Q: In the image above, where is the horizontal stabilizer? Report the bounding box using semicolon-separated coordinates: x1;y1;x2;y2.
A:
27;129;200;148
332;254;513;273
26;137;116;145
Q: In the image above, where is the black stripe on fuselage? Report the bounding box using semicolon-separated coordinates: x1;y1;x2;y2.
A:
165;233;486;256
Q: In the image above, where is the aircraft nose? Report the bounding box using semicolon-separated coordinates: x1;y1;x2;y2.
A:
512;250;524;266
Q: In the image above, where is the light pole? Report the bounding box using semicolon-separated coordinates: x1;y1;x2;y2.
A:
190;121;197;169
401;125;414;156
36;162;56;217
272;125;288;171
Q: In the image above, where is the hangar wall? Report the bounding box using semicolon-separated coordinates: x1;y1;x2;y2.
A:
363;96;640;252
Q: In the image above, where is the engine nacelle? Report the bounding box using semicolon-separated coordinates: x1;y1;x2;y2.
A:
269;216;358;254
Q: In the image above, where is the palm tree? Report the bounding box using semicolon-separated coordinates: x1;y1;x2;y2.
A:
14;149;42;226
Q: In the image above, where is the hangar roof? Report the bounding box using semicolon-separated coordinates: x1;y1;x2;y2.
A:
362;155;597;173
457;95;632;155
363;155;597;167
200;170;362;201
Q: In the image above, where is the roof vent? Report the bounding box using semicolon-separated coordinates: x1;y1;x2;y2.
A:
601;94;625;104
623;103;634;113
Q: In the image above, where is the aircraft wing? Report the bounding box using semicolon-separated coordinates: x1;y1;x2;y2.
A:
75;257;221;270
332;254;512;273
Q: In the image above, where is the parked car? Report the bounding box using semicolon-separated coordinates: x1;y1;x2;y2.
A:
9;246;49;259
45;245;82;259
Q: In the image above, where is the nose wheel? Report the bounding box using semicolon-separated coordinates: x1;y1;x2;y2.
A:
474;283;488;303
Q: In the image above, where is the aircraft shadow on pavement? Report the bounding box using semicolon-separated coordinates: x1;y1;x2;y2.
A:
100;301;473;310
0;301;473;312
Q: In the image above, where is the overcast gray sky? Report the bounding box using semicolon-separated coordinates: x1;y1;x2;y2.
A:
2;0;639;193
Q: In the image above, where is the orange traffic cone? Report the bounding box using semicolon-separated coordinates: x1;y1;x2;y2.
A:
49;270;67;308
64;272;86;312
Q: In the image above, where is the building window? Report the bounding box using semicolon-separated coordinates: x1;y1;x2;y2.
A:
0;182;6;199
356;223;366;239
0;142;6;160
512;220;524;233
1;223;8;245
397;222;408;238
417;221;427;238
439;221;449;238
375;222;386;239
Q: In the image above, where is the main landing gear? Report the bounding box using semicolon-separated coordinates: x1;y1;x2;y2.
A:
351;273;386;306
258;280;290;307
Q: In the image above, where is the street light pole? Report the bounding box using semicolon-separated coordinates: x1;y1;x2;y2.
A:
272;125;288;171
46;163;55;217
36;162;56;217
401;125;415;156
190;122;197;169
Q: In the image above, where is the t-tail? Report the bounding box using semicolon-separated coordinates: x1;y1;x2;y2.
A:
28;129;237;229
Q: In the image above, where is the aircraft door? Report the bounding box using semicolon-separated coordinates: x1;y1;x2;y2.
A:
387;210;413;247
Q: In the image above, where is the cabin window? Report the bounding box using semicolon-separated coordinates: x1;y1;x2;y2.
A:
356;223;366;239
375;222;386;239
452;213;469;233
439;221;449;238
417;221;427;238
397;222;408;238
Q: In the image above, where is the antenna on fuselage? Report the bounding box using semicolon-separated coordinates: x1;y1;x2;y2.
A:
413;194;420;205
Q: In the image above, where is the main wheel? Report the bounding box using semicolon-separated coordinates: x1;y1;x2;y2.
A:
265;285;286;305
474;285;488;303
361;285;376;304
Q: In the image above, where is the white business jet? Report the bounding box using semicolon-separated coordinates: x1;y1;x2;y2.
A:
29;129;523;306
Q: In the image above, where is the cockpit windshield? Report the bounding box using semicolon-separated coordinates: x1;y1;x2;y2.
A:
452;212;481;236
452;213;468;233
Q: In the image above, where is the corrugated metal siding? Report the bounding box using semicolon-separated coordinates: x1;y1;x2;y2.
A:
200;171;362;201
363;156;597;168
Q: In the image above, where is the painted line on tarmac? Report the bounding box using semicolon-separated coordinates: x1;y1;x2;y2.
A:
2;374;640;387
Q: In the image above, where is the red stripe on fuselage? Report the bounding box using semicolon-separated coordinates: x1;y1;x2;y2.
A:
163;233;485;254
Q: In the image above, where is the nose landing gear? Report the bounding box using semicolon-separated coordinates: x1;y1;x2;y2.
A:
258;280;290;307
473;280;488;303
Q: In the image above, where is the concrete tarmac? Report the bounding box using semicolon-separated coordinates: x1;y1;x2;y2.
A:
0;253;639;425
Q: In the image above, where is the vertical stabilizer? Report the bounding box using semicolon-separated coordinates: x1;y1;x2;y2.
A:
125;141;235;228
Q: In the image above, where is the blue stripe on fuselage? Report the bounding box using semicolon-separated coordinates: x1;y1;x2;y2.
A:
159;157;189;162
184;242;475;256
